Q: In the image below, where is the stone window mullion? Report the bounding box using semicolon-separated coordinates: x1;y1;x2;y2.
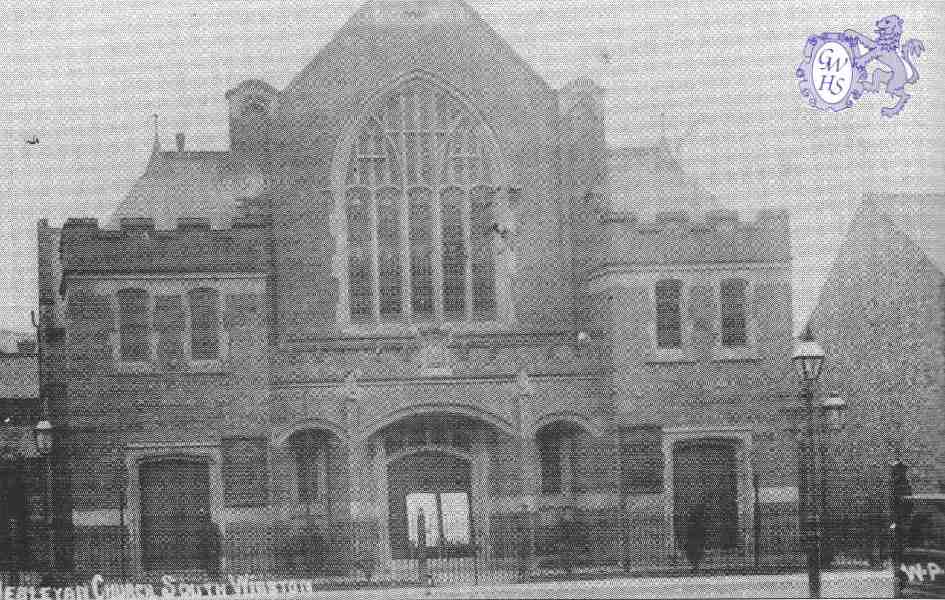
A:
182;290;192;361
111;293;120;363
148;293;157;362
432;186;444;322
463;189;473;322
400;187;411;321
370;190;381;323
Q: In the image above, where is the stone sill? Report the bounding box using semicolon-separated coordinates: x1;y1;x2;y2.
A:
112;358;227;376
644;352;696;364
105;367;232;377
643;347;760;364
711;345;760;362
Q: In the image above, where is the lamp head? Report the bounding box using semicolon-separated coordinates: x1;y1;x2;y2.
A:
822;392;847;431
792;326;825;383
34;419;53;456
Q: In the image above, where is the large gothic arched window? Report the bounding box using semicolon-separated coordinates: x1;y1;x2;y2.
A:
344;81;500;324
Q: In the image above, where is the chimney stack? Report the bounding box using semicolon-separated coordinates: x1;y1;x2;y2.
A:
176;132;185;153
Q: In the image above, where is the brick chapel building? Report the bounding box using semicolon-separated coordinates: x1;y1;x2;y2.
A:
37;0;798;578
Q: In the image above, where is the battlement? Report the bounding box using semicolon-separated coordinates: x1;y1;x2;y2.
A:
583;208;791;275
58;215;270;278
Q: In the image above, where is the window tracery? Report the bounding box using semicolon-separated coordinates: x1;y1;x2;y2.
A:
344;81;500;324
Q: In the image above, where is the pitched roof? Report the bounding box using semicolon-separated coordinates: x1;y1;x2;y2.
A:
608;144;720;218
865;192;945;274
285;0;551;99
109;148;265;230
0;354;37;399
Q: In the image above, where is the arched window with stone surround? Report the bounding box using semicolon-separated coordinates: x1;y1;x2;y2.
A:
117;288;150;361
343;79;501;324
188;287;220;360
655;279;683;349
720;278;748;347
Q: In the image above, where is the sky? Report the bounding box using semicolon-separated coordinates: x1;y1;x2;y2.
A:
0;0;942;334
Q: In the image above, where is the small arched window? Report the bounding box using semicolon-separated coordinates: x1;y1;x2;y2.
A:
655;279;683;349
291;430;329;504
117;288;150;360
344;80;500;324
188;288;220;360
537;422;583;495
720;278;748;347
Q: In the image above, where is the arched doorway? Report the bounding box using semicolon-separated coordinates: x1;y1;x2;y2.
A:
672;438;740;553
387;451;473;559
139;458;214;572
373;413;501;566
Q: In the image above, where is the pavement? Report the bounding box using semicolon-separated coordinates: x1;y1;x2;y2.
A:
227;570;894;599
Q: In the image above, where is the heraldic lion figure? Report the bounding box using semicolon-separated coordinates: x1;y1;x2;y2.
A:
845;15;925;117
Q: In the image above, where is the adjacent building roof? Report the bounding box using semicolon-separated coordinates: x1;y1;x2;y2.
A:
865;193;945;274
109;145;265;230
609;144;719;218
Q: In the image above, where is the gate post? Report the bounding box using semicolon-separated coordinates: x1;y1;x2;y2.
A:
514;369;539;579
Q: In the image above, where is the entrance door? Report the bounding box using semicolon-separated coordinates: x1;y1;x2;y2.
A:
388;452;472;559
140;459;212;572
673;439;739;551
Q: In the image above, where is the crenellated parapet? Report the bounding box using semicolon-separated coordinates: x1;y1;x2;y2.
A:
59;215;271;279
581;208;791;279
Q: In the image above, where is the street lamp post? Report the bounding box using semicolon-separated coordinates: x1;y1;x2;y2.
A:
792;328;826;599
818;392;847;568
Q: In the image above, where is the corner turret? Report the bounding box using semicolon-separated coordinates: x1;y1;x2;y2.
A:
226;79;278;159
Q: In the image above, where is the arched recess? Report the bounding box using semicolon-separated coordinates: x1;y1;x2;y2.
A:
285;428;342;511
372;412;498;562
535;419;588;497
272;418;349;447
329;70;514;329
531;412;600;439
360;403;517;443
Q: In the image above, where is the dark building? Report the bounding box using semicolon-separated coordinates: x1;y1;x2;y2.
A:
0;350;43;580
